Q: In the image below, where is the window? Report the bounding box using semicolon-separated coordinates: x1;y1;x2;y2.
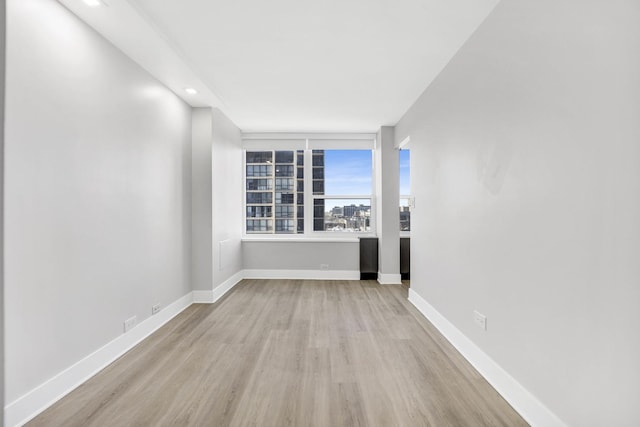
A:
246;151;272;164
245;150;304;235
275;205;295;218
244;145;373;236
399;149;411;232
247;206;272;218
246;219;272;232
246;178;272;191
246;165;272;177
313;150;372;232
275;178;294;191
275;165;294;177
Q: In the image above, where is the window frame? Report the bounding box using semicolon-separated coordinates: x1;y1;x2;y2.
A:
242;136;376;240
398;145;411;237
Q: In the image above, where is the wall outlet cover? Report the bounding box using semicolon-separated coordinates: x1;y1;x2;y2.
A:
474;310;487;331
124;316;137;333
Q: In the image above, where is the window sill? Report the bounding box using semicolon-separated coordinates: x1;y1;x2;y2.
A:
242;235;374;243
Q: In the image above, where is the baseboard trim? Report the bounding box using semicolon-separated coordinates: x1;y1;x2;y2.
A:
192;290;214;303
407;289;567;427
5;292;194;427
377;272;402;285
243;269;360;281
193;270;244;303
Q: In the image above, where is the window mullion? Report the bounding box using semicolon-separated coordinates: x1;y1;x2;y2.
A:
303;149;313;235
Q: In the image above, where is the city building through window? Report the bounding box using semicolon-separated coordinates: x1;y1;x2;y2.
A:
245;148;373;235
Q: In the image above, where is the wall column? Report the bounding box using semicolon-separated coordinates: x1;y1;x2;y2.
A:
375;126;401;284
191;108;213;292
1;0;6;423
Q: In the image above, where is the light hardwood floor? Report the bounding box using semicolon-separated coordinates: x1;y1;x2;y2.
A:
29;279;528;426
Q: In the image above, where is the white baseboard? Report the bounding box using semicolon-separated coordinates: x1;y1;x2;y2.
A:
407;289;567;427
193;270;244;303
192;290;214;303
377;272;402;285
5;292;194;427
243;269;360;281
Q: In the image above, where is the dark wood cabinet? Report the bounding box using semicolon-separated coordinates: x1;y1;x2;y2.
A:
400;237;410;280
359;237;378;280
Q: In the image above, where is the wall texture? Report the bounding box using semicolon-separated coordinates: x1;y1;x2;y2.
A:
395;0;640;425
5;0;192;404
375;126;400;283
192;108;243;292
191;108;213;291
211;109;243;287
1;0;6;422
243;241;359;273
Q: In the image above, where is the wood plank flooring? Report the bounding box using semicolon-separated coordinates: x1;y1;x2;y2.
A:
29;279;528;427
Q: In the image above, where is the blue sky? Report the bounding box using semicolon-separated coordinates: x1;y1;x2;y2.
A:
399;149;410;195
321;149;410;211
324;150;372;195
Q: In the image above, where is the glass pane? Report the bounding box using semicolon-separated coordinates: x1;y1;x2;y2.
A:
275;165;294;177
246;219;273;233
246;165;272;177
323;150;372;195
246;151;272;164
312;180;324;194
312;152;324;166
275;219;295;234
275;151;294;163
400;198;411;232
313;199;371;232
313;168;324;179
246;206;272;218
275;178;294;191
400;149;410;195
246;178;272;191
245;150;305;234
246;192;272;204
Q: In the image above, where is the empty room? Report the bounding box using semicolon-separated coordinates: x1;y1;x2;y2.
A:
2;0;639;426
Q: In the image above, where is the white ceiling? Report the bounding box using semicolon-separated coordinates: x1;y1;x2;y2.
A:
60;0;499;132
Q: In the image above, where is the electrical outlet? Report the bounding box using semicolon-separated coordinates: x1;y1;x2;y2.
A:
320;264;329;270
473;310;487;331
152;304;161;315
123;316;137;333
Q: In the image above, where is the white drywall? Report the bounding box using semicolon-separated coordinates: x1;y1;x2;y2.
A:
243;241;359;272
192;108;243;292
1;0;6;420
395;0;640;425
191;108;213;291
375;126;400;283
5;0;192;406
211;108;243;287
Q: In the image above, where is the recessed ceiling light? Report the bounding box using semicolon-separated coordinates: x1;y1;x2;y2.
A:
83;0;102;7
185;88;198;95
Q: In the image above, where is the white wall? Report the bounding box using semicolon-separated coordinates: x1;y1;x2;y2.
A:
192;108;243;292
395;0;640;425
191;108;213;291
1;0;6;422
5;0;192;405
243;241;358;273
375;126;400;283
211;108;243;287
